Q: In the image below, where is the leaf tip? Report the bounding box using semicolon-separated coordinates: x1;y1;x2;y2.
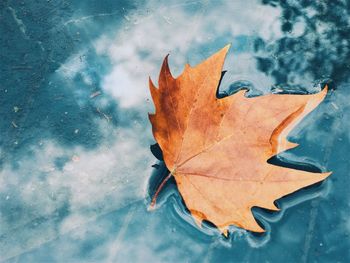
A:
148;76;155;87
223;43;231;51
322;171;332;179
317;84;329;100
217;43;231;57
323;84;329;92
312;170;332;183
255;228;266;233
190;210;204;228
158;54;174;85
221;228;229;238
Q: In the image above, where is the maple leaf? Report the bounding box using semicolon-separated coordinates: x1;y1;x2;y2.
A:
148;45;331;235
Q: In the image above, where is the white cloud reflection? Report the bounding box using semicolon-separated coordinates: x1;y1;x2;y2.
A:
94;0;282;108
0;119;154;260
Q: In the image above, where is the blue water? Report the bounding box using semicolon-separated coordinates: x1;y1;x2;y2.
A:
0;0;349;262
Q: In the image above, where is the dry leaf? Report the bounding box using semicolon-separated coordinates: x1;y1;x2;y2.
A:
149;45;331;235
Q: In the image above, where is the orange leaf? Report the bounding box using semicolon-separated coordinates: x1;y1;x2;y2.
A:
149;45;331;235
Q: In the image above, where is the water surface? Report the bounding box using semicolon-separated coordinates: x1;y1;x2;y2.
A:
0;0;349;262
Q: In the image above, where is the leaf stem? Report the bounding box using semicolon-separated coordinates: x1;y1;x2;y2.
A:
150;173;173;209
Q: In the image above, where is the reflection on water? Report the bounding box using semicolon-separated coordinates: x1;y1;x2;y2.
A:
0;0;349;262
258;0;350;90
